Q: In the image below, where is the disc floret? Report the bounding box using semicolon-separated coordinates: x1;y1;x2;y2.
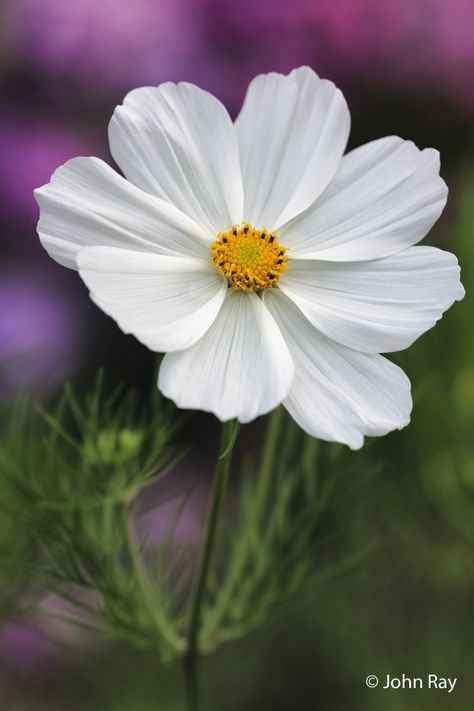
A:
210;223;288;290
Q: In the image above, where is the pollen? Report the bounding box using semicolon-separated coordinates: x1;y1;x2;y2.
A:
210;223;288;290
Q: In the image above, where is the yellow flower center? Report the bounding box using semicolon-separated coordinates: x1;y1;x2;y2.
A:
210;223;288;290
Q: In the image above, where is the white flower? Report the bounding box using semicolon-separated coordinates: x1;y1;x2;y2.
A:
35;67;464;449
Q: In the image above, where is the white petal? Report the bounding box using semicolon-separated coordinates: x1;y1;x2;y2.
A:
280;247;464;353
235;66;350;230
35;157;211;269
264;289;412;449
109;83;244;234
77;247;227;352
158;290;294;423
281;137;448;260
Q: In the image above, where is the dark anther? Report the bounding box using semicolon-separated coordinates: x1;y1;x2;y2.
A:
233;230;237;236
269;274;276;279
243;226;249;234
219;261;224;266
276;259;283;265
222;237;228;243
278;250;284;256
269;235;275;243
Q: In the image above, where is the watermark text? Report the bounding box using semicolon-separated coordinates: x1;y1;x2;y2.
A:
365;674;457;693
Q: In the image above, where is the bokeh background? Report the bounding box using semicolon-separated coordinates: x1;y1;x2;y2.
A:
0;0;473;708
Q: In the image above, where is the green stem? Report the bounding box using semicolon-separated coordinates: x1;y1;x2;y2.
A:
199;407;285;639
122;507;183;652
182;652;199;711
183;418;238;710
253;406;285;520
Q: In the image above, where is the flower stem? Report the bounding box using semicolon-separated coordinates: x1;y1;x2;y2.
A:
183;418;239;710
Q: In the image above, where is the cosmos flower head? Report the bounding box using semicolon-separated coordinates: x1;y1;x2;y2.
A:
35;67;464;448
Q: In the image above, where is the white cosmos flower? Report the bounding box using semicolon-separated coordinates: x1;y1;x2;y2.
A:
35;67;464;449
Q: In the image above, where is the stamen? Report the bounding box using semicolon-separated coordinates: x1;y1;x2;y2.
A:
210;223;288;291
